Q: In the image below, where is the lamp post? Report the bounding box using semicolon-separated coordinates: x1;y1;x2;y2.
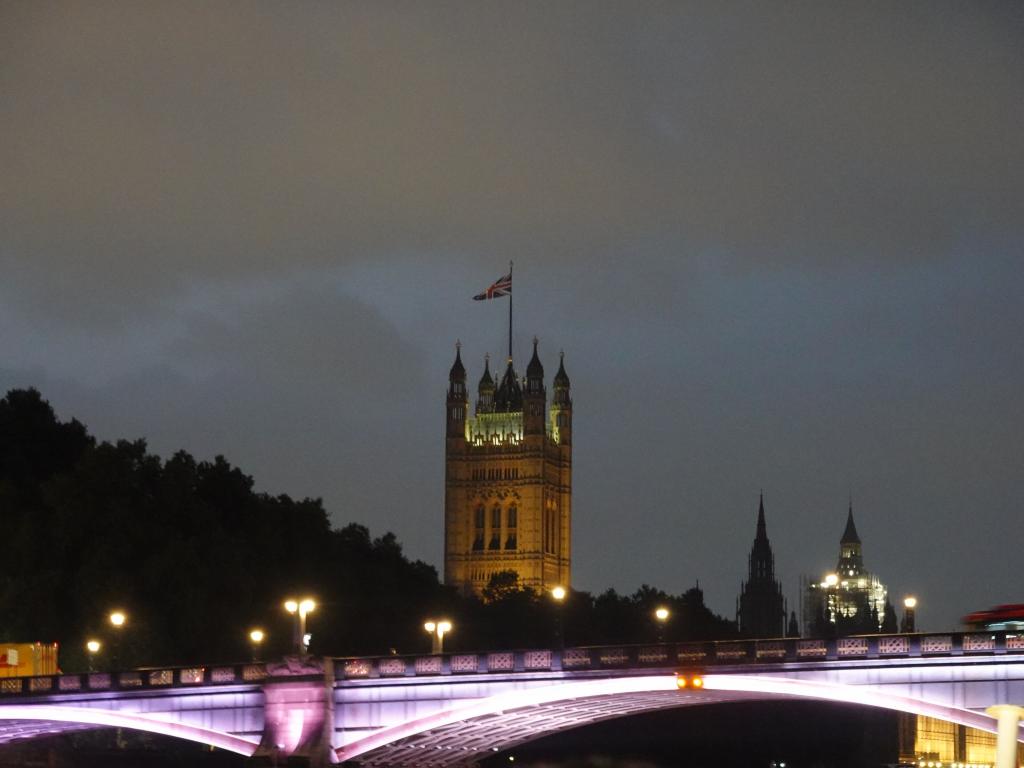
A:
284;598;316;654
551;586;567;649
108;611;126;670
423;620;452;654
85;640;101;673
654;606;670;643
902;596;917;633
248;629;265;662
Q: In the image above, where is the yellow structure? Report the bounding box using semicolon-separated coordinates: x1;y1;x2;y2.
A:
444;341;572;596
899;713;1024;767
0;643;59;677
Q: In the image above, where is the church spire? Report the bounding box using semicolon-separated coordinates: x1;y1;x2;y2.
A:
755;492;768;542
737;493;785;638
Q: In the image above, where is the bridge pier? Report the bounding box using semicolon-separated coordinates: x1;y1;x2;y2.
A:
251;656;336;767
986;705;1024;768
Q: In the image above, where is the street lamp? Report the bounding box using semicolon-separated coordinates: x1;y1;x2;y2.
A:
654;606;670;643
551;586;567;649
902;596;917;633
423;620;452;654
284;598;316;654
85;640;101;673
249;629;265;662
108;611;126;670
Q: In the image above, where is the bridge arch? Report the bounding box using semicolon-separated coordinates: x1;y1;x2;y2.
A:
338;674;1010;766
0;704;258;756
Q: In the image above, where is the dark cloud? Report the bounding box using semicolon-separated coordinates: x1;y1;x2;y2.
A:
1;2;1022;629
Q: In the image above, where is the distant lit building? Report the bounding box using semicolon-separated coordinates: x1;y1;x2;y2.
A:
898;713;1022;767
803;504;888;635
736;494;786;638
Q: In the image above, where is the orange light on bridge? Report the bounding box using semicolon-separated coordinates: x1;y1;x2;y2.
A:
676;673;704;689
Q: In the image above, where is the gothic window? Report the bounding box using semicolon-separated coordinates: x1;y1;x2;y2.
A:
488;504;501;549
505;504;517;550
473;505;484;551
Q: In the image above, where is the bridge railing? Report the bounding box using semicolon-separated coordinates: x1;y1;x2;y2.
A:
2;631;1020;696
332;630;1024;680
0;662;269;697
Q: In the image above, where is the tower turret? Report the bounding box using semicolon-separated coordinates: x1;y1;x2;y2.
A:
523;338;546;435
476;355;495;415
446;343;468;438
551;352;572;445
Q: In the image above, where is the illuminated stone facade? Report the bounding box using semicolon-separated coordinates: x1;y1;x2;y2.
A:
444;341;572;596
898;713;1022;767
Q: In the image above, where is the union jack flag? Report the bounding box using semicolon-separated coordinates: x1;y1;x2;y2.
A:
473;272;512;300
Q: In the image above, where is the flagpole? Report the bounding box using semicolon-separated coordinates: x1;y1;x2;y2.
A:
508;260;513;360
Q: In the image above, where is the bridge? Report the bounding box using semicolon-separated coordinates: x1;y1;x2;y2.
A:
0;631;1022;767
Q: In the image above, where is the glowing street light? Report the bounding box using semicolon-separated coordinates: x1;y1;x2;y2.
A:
249;629;265;662
654;606;671;643
550;586;567;649
902;596;918;633
108;611;126;670
423;620;452;654
85;639;101;673
824;573;839;588
284;598;316;654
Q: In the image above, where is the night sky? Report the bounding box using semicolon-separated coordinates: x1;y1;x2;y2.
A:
2;2;1022;632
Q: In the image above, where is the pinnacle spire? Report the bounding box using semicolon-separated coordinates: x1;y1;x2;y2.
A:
756;492;767;541
554;350;570;388
841;502;861;545
526;336;544;379
448;341;465;380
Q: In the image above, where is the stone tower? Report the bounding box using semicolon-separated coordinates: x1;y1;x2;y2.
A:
444;341;572;596
737;494;786;638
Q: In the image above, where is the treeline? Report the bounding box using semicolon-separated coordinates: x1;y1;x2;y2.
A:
0;389;736;672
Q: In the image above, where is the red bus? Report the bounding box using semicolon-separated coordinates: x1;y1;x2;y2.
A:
962;604;1024;631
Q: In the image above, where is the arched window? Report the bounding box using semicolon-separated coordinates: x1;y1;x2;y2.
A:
489;504;501;550
473;505;484;551
505;504;517;550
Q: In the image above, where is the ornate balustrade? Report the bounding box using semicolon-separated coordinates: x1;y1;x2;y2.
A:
0;662;267;697
0;631;1020;696
330;630;1024;680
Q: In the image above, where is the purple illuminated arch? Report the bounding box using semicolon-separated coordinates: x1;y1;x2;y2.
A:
0;705;258;756
337;674;1011;764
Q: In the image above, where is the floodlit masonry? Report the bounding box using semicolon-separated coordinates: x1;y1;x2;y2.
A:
444;340;572;596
